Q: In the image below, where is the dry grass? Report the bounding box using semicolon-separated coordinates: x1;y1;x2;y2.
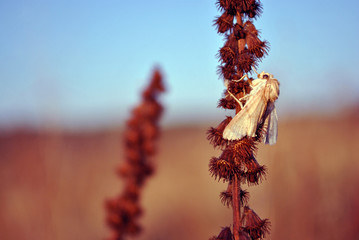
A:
1;112;359;240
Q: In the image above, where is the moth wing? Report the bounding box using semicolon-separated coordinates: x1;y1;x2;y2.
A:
223;85;267;140
262;102;278;145
222;110;253;140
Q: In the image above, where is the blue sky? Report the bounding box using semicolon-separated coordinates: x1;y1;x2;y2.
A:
0;0;359;128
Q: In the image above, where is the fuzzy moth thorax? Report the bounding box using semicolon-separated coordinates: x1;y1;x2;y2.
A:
268;78;280;102
259;72;279;102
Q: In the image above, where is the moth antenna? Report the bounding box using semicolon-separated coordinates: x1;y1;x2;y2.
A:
252;67;259;76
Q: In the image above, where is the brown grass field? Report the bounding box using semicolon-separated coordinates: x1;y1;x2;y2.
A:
1;111;359;240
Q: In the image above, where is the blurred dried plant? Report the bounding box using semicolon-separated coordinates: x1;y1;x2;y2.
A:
105;68;165;240
208;0;271;239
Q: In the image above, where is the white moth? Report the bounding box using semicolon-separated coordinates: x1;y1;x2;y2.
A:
223;71;280;145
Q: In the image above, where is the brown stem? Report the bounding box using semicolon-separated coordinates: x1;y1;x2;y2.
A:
236;12;245;77
232;174;241;240
235;13;243;25
233;12;245;240
236;12;245;55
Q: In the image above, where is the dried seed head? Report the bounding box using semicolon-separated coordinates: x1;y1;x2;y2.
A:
243;157;267;185
219;47;236;65
242;206;270;239
244;21;258;36
207;116;232;148
218;63;236;80
215;12;235;33
106;198;143;229
240;189;250;206
234;23;246;40
237;49;256;73
225;33;240;53
125;148;142;162
238;231;250;240
220;146;244;165
117;162;132;178
245;35;261;53
220;190;233;207
218;97;237;109
209;157;236;181
220;182;233;207
142;69;165;99
216;227;233;240
123;182;140;201
246;1;263;19
221;188;250;207
230;138;257;160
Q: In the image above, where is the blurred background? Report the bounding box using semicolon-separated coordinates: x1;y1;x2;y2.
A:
1;0;359;239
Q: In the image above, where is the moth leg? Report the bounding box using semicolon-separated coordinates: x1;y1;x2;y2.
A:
228;91;243;108
232;74;248;82
227;90;250;109
239;74;248;81
247;78;252;87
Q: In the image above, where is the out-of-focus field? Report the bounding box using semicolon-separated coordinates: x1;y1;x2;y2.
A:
1;112;359;240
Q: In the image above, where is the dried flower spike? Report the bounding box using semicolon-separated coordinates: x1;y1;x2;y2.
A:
105;68;165;240
209;0;276;239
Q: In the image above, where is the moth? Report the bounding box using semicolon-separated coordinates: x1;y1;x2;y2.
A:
223;71;280;145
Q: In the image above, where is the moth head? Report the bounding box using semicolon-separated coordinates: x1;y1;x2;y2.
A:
259;71;271;79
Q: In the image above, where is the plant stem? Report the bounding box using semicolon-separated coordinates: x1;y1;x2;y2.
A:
236;13;246;56
233;12;245;240
232;174;241;240
210;2;271;239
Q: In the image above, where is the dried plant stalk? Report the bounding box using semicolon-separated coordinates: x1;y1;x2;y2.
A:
208;0;272;239
105;68;165;240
